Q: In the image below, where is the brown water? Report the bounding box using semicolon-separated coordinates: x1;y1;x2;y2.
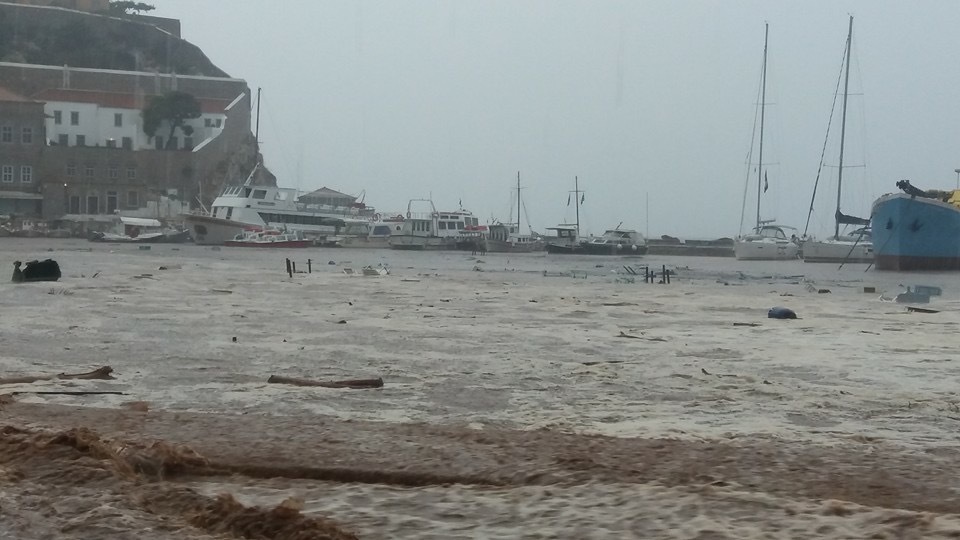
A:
1;238;959;538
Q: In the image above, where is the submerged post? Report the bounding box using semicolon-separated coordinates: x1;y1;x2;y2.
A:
285;258;292;278
292;261;297;274
307;259;312;273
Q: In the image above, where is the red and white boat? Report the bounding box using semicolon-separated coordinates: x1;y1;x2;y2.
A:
224;228;313;248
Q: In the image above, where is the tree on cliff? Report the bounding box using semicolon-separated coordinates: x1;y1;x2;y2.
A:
142;91;201;150
108;1;156;15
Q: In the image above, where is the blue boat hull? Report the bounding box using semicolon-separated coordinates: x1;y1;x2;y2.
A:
871;193;960;271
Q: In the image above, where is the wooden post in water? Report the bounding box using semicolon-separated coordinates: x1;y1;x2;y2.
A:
307;259;312;273
292;261;297;274
285;258;292;278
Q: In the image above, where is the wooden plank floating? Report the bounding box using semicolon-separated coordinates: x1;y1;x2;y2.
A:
267;375;384;389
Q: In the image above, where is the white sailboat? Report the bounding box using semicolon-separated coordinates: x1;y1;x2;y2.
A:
735;23;800;261
801;16;873;264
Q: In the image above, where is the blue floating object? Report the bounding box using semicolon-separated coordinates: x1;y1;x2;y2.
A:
768;306;797;319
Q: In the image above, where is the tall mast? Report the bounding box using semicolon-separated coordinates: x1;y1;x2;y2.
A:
575;176;581;235
835;15;853;239
254;87;262;154
517;171;521;230
756;23;768;231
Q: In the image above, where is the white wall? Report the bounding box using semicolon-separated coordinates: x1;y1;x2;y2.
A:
44;101;226;151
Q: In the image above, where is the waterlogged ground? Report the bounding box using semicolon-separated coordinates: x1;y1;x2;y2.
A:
1;239;959;538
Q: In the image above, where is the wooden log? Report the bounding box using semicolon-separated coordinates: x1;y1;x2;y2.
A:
12;391;126;396
0;366;114;386
267;375;384;389
58;366;114;380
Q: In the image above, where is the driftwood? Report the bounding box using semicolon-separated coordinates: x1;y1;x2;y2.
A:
267;375;383;389
12;391;125;396
0;366;114;386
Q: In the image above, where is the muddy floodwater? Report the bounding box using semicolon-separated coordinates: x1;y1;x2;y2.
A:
2;239;959;539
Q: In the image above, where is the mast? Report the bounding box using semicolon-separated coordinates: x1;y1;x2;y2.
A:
756;23;768;232
517;171;521;230
574;176;581;235
835;15;853;239
254;87;262;155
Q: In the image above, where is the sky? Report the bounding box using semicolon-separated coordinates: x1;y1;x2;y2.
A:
152;0;960;239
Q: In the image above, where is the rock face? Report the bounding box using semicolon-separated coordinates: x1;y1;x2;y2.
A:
0;3;227;77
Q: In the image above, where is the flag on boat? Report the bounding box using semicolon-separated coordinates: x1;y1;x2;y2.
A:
581;193;585;204
567;194;571;206
763;171;769;193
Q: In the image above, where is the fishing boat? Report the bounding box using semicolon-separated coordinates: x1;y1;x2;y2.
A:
224;228;313;248
871;180;960;270
734;23;801;261
546;177;586;254
485;172;544;253
802;16;873;264
388;199;480;250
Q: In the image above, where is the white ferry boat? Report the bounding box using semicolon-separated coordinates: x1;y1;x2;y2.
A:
183;166;375;245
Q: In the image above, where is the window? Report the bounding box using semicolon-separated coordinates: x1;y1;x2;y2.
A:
109;167;119;180
106;191;118;214
76;134;86;147
86;195;99;214
438;222;447;230
252;190;267;200
154;136;163;150
215;118;222;128
20;166;32;183
183;137;193;150
204;118;212;127
54;110;62;125
70;111;79;126
1;165;12;183
127;190;139;207
66;164;76;176
106;139;116;148
126;167;136;180
84;166;94;179
58;134;68;146
69;195;81;214
122;137;132;150
1;126;11;143
114;113;122;127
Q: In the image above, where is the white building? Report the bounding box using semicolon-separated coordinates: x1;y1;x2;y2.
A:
37;87;233;151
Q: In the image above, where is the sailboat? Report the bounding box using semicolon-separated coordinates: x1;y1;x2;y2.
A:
486;172;544;252
801;16;873;264
734;23;801;261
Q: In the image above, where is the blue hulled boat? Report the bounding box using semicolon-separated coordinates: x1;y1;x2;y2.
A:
871;180;960;271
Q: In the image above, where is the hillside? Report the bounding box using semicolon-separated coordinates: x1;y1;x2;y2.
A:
0;3;228;76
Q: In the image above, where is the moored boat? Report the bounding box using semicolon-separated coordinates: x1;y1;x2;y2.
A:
801;16;874;264
578;227;647;256
89;216;190;243
224;228;313;248
871;180;960;271
183;165;374;245
734;23;800;261
389;199;479;250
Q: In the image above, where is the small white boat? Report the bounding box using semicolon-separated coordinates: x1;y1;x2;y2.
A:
224;228;313;248
89;216;190;243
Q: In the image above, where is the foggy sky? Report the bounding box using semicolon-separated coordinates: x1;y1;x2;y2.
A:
153;0;960;239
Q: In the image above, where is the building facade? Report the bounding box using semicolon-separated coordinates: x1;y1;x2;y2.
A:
0;87;45;218
0;62;258;225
